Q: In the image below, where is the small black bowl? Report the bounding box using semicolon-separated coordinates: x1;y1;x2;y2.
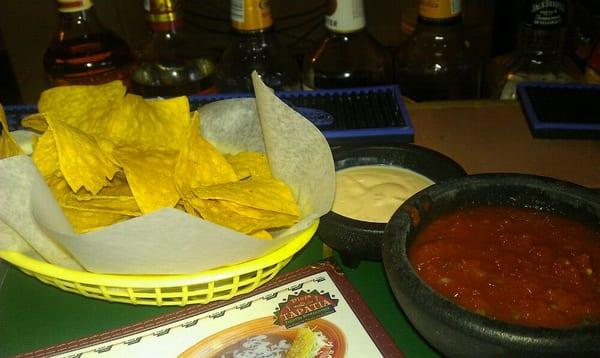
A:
317;143;466;267
382;173;600;357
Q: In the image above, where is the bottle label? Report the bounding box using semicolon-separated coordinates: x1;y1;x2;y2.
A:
145;0;181;30
418;0;461;20
325;0;366;33
231;0;273;31
56;0;93;13
522;0;567;29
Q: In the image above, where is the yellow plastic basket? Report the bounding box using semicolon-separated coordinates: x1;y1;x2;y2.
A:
0;220;318;306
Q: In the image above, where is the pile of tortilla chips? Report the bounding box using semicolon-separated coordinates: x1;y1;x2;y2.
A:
0;81;300;239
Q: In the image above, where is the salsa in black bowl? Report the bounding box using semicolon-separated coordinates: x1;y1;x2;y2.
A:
382;173;600;357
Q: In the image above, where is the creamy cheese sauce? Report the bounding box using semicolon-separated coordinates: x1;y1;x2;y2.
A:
332;165;434;223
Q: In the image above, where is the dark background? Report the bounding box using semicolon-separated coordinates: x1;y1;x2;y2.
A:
0;0;598;104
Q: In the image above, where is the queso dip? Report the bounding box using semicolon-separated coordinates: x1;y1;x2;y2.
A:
332;165;434;223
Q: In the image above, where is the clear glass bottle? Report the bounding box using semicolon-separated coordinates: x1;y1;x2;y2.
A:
565;0;600;73
485;0;581;100
215;0;301;93
584;41;600;83
395;0;481;101
130;0;217;97
302;0;393;90
43;0;133;88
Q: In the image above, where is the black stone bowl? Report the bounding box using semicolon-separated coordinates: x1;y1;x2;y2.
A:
382;173;600;357
317;143;466;267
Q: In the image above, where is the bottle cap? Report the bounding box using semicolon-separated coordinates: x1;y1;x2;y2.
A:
231;0;273;31
325;0;366;33
418;0;461;20
56;0;93;13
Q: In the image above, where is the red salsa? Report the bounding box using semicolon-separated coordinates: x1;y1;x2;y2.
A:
409;206;600;328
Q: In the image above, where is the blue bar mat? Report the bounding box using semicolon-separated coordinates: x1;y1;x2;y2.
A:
4;85;414;145
516;82;600;140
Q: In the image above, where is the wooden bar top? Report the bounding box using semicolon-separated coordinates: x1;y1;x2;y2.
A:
407;100;600;189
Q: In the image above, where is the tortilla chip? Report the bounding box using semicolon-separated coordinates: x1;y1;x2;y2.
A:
113;145;180;214
98;94;190;150
42;173;138;233
177;199;197;216
63;172;140;217
186;176;300;233
174;111;238;195
188;197;297;234
191;178;300;216
37;80;126;131
62;192;141;217
63;207;131;233
92;172;133;197
249;229;273;240
46;114;120;194
225;151;272;180
21;113;48;132
0;103;24;158
31;130;59;179
44;172;71;204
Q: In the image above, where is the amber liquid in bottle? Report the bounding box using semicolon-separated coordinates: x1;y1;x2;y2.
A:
303;0;392;89
131;56;215;97
43;0;132;87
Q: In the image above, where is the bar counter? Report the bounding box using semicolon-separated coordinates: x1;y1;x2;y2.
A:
0;100;598;357
410;100;600;188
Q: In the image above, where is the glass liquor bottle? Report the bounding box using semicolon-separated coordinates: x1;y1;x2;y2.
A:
215;0;301;93
485;0;581;100
395;0;481;101
584;41;600;83
302;0;393;90
131;0;217;97
43;0;132;87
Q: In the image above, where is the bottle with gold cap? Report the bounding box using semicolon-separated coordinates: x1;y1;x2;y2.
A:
43;0;133;87
215;0;301;93
395;0;481;101
130;0;217;97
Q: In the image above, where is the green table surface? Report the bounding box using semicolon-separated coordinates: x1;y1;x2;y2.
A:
0;236;439;357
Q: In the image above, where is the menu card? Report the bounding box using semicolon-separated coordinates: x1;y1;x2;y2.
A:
17;259;402;358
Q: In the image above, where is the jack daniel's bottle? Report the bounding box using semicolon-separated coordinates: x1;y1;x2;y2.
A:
485;0;581;99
